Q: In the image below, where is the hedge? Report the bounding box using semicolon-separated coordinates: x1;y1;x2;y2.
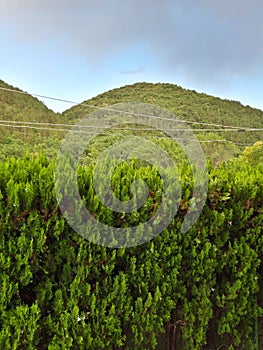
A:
0;155;262;349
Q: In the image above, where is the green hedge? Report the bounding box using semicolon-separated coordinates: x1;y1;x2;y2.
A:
0;155;262;349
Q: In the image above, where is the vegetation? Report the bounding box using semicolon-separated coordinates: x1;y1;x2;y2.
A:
0;80;67;160
0;154;262;349
0;80;262;164
0;79;262;349
242;141;263;166
63;82;263;152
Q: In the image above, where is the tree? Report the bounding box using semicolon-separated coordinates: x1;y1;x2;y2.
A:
242;141;263;166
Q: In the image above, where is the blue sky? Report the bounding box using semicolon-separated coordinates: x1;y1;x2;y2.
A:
0;0;263;113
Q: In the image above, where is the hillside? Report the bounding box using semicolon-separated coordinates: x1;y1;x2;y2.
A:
63;82;263;164
0;80;262;164
63;82;263;133
0;80;65;159
0;80;62;122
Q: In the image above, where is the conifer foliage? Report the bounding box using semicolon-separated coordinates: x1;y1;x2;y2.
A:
0;155;262;349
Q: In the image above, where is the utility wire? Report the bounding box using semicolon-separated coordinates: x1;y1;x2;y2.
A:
0;119;262;132
0;86;78;106
1;86;263;131
0;122;254;146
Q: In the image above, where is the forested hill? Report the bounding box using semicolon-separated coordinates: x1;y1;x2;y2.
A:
62;82;263;164
0;80;262;163
0;80;59;123
63;82;263;131
0;80;63;159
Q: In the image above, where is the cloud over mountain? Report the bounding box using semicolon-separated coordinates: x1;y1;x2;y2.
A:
1;0;263;83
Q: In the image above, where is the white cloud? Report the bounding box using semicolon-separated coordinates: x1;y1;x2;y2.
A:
1;0;263;83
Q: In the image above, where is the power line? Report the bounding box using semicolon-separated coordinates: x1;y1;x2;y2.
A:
0;86;78;106
0;122;254;146
0;119;262;133
1;86;263;131
0;123;98;134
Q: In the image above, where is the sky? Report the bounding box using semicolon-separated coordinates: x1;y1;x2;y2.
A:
0;0;263;113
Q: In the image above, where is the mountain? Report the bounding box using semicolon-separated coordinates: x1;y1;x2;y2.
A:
0;80;65;159
0;80;60;122
0;80;262;164
63;82;263;164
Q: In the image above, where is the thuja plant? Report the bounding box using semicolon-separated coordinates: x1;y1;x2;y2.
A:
0;155;262;349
